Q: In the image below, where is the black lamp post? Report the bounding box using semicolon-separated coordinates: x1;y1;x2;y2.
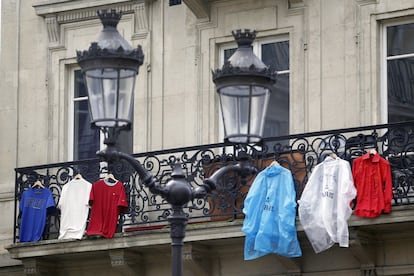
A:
77;10;274;276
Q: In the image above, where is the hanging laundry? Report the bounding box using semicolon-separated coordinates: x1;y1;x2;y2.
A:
58;175;92;240
242;164;302;260
86;177;128;238
19;186;55;242
298;155;356;253
352;152;393;218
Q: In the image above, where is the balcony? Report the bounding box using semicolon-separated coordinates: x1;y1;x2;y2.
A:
7;121;414;275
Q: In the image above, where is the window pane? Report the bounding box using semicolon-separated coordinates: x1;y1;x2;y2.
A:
387;23;414;56
74;100;100;160
74;70;87;98
263;73;290;137
73;70;100;160
224;48;237;62
262;41;289;71
261;41;289;138
387;58;414;122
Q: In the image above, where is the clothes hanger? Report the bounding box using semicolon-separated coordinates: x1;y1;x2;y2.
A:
74;173;83;180
369;149;377;155
32;180;45;188
105;173;117;183
329;153;338;159
270;160;279;166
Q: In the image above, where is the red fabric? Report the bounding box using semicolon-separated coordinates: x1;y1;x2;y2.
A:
352;152;393;218
86;180;128;238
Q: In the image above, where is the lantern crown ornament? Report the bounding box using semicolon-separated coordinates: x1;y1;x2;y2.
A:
77;9;144;72
212;29;276;144
76;9;144;132
212;29;276;83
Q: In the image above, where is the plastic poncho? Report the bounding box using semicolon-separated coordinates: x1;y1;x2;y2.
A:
242;164;302;260
298;156;356;253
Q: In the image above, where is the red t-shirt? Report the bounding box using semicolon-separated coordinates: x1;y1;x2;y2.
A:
352;152;393;218
86;179;128;238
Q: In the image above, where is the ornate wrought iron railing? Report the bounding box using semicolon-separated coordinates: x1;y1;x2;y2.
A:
13;121;414;242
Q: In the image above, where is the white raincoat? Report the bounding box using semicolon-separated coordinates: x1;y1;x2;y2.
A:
298;156;356;253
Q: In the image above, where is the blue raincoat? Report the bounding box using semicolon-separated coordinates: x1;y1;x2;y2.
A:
242;164;302;260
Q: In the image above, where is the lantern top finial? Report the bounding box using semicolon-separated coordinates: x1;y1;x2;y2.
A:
212;29;276;82
76;9;144;72
232;29;257;48
97;9;122;28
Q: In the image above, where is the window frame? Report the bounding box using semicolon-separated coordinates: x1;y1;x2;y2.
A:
381;20;414;124
67;68;103;161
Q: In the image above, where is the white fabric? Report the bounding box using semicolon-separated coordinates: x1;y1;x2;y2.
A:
298;156;356;253
58;178;92;240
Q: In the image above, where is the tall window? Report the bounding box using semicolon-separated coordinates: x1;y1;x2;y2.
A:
385;22;414;123
222;37;290;138
72;70;100;160
70;70;133;161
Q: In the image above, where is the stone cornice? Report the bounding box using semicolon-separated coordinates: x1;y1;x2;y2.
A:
6;221;243;259
288;0;304;15
33;0;151;45
182;0;210;19
356;0;378;6
288;0;304;9
33;0;139;17
7;206;414;260
34;2;137;24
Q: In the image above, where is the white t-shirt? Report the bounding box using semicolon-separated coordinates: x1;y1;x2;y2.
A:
58;178;92;240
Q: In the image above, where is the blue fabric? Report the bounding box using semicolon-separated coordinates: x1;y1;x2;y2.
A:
19;188;55;242
242;165;302;260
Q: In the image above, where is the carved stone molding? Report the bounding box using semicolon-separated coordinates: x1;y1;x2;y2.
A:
109;249;144;276
133;2;150;39
55;3;134;24
349;229;377;274
33;0;138;16
274;255;301;275
22;258;55;276
288;0;304;15
288;0;304;9
356;0;378;6
183;0;210;19
45;15;60;45
361;265;377;276
183;244;211;276
33;1;150;45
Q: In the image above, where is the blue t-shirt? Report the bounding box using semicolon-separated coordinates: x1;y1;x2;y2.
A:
19;188;55;242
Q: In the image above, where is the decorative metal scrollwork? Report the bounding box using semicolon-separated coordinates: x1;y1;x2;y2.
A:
13;121;414;242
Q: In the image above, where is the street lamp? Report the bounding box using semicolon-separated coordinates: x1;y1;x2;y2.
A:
77;10;273;276
76;9;144;144
212;30;276;144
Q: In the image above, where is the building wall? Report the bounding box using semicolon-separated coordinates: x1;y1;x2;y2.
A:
0;0;28;269
1;0;414;274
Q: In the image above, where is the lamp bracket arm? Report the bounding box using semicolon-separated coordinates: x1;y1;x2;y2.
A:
98;148;167;198
115;151;168;197
195;161;258;199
